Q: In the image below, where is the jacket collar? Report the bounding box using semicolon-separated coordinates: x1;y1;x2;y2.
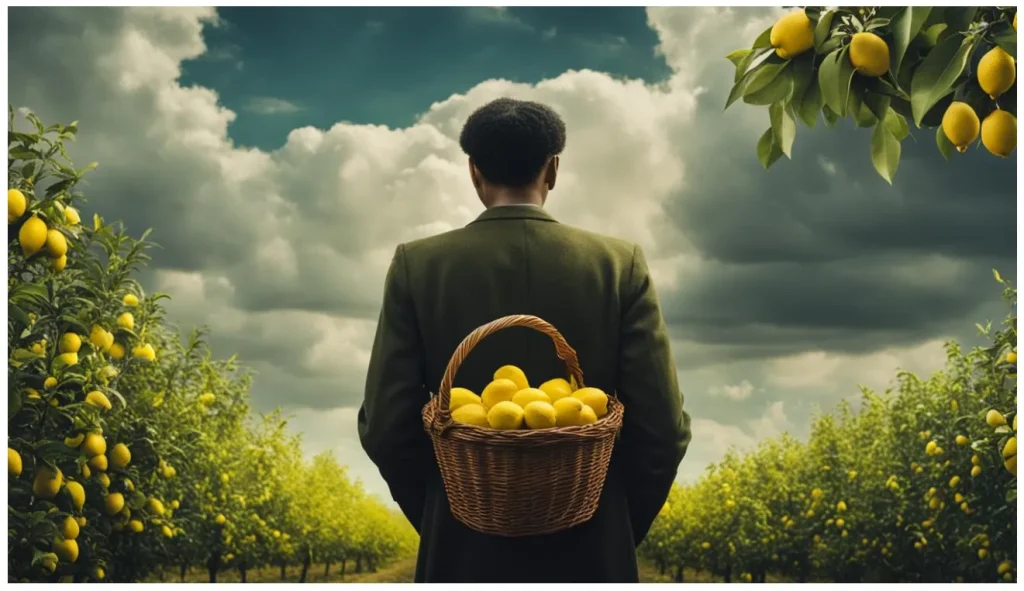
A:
468;204;559;225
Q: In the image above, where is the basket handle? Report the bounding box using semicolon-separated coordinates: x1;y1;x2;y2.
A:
436;315;585;420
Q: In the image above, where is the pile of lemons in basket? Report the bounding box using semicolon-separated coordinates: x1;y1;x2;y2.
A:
450;365;609;430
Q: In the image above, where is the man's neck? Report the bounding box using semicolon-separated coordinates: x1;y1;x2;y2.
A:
486;191;545;208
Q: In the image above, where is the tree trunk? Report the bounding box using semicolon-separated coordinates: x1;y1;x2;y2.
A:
239;563;247;584
674;565;684;583
207;553;220;584
299;552;311;583
180;563;188;583
724;566;732;584
341;558;347;579
324;562;330;579
281;561;287;581
370;556;378;573
356;556;363;573
658;560;666;576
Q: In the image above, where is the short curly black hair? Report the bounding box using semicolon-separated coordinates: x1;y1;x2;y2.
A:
459;97;567;188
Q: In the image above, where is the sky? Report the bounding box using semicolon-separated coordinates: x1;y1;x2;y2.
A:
8;6;1017;505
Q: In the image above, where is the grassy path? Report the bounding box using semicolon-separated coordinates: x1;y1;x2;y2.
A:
152;557;768;583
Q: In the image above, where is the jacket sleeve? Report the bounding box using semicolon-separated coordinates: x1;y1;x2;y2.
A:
358;243;434;532
616;244;692;546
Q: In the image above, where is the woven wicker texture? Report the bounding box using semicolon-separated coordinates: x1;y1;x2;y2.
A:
422;314;624;537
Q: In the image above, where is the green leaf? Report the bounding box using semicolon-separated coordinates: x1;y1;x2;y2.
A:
744;61;789;96
797;82;823;128
818;36;843;55
884;108;910;141
819;47;856;116
9;384;23;420
864;93;891;122
849;91;879;128
993;268;1005;284
33;441;80;462
935;126;954;160
870;120;901;184
789;53;815;104
744;69;794;106
822;105;839;128
990;22;1017;60
752;26;773;50
814;10;836;50
756;128;784;170
889;7;932;77
770;102;796;158
726;48;754;68
910;34;979;127
733;48;769;82
726;74;752;109
943;7;978;33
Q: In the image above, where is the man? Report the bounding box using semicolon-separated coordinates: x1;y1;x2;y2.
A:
359;97;691;583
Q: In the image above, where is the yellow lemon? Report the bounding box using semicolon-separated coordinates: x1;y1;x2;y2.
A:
51;254;67;272
981;109;1016;158
511;388;551;409
448;387;481;411
88;454;107;472
162;525;174;538
109;443;131;470
104;493;124;515
493;365;529;391
64;432;84;447
61;516;80;540
45;229;67;259
40;553;58;573
987;409;1007;428
978;47;1016;99
80;432;106;458
198;392;216;405
53;538;79;563
215;514;226;525
538;377;573;402
43;376;57;390
33;465;63;499
956;435;969;446
481;378;519;409
85;391;112;411
523;401;557;429
117;312;134;330
8;188;27;224
849;32;890;77
132;343;156;361
769;10;813;59
999;560;1014;575
66;481;85;511
128;519;144;533
96;472;110;489
123;293;139;307
580;405;598;425
19;215;47;255
942;102;980;152
487;401;525;430
59;333;81;354
53;351;79;369
8;448;22;477
572;387;609;417
950;475;961;488
553;397;586;427
451;403;489;427
64;206;80;225
89;325;109;350
1009;352;1018;365
837;500;848;512
109;343;125;359
147;498;165;516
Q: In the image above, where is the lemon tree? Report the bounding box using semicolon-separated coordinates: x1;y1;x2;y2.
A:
726;7;1017;182
641;274;1016;583
9;110;418;583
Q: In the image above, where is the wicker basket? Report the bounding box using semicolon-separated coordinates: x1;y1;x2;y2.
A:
421;314;624;537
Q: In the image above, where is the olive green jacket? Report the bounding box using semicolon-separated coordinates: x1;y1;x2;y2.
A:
358;204;691;583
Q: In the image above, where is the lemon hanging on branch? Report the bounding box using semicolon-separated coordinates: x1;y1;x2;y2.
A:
724;6;1018;182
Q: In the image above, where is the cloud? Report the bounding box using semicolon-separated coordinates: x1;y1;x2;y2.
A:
542;27;557;40
463;7;533;32
709;379;756;401
7;6;1014;504
246;96;302;115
